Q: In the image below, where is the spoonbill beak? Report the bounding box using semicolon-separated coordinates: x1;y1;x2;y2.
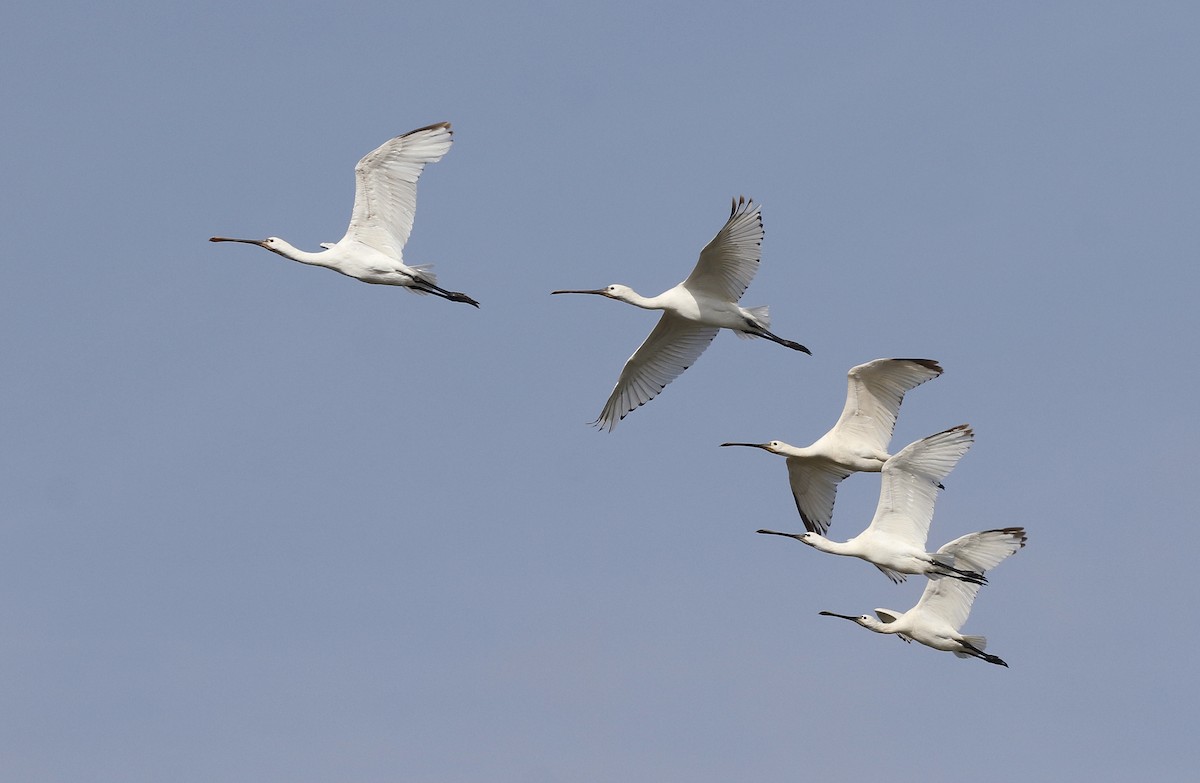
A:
818;611;859;622
719;442;770;450
209;236;264;245
756;529;804;541
550;288;607;296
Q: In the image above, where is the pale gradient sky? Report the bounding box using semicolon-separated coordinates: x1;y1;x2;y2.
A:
2;2;1197;781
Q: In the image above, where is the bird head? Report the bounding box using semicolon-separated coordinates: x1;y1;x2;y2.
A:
794;531;821;548
252;237;290;256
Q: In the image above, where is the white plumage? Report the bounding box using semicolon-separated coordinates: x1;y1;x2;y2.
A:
211;122;478;307
758;425;1024;585
722;357;942;533
819;526;1027;666
552;197;809;431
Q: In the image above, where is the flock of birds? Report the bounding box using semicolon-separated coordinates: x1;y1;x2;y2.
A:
211;122;1026;667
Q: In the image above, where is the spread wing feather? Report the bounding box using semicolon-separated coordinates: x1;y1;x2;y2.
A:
594;314;718;431
913;575;980;633
865;425;974;546
681;196;763;301
785;457;853;535
346;122;453;258
830;358;943;454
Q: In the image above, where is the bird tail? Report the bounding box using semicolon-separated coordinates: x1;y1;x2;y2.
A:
953;635;988;658
735;305;770;338
405;266;439;296
405;264;439;285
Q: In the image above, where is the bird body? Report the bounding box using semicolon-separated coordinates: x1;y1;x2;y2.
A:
758;424;1019;584
597;283;777;330
210;122;479;307
552;197;809;431
722;358;943;534
782;524;1026;586
819;527;1027;666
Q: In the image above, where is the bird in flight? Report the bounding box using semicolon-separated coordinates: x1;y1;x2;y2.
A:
756;425;1023;584
211;122;479;307
552;197;809;431
722;357;942;534
818;526;1027;666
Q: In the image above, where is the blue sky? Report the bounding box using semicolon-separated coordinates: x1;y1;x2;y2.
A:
2;2;1197;781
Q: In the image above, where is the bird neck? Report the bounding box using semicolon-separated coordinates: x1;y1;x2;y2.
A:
267;239;331;267
617;289;662;310
860;617;894;635
805;534;850;555
774;441;810;459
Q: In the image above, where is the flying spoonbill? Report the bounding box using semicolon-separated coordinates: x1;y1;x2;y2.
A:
721;357;942;534
211;122;479;307
551;197;809;431
757;425;1020;584
818;528;1026;666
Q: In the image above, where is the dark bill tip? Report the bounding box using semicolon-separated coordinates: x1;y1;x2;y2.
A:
756;529;803;541
209;236;260;244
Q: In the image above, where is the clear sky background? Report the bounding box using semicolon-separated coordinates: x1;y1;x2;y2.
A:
2;2;1197;781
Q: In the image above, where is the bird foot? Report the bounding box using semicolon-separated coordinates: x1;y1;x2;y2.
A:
448;291;480;307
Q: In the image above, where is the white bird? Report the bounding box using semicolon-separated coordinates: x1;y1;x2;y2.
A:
721;357;943;534
757;425;1023;584
210;122;479;307
551;197;809;431
818;528;1027;666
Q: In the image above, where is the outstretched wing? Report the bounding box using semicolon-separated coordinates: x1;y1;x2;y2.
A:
912;573;981;633
828;358;943;455
594;314;719;431
681;196;763;302
936;527;1027;574
346;122;453;257
785;457;853;535
865;425;974;547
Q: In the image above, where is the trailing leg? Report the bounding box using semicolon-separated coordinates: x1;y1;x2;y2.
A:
960;640;1008;667
415;280;480;307
935;564;988;585
756;328;811;354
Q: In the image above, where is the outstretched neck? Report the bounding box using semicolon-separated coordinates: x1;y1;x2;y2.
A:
616;288;663;310
861;616;897;635
267;239;332;267
805;533;852;556
773;441;812;459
